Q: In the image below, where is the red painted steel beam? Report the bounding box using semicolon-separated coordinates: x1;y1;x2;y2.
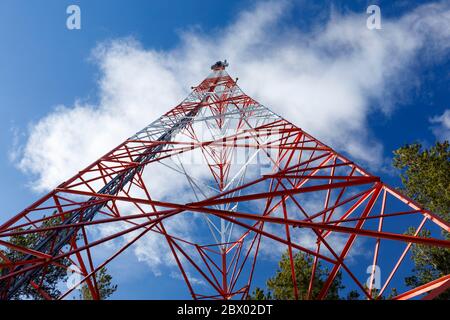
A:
392;275;450;300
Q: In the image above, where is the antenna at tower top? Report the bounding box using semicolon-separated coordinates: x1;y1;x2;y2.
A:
211;59;229;71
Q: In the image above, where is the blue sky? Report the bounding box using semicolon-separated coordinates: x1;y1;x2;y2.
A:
0;0;449;299
0;0;233;214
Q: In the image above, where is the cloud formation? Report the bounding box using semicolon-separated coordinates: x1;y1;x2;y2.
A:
12;1;450;276
16;1;450;192
430;109;450;141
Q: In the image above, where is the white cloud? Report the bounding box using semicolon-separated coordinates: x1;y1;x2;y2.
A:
12;1;450;275
17;1;450;191
170;271;206;286
430;109;450;141
18;41;188;191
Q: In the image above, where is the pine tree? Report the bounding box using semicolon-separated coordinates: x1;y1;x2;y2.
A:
393;141;450;299
250;251;343;300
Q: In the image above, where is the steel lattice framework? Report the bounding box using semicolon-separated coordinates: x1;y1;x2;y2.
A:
0;62;449;300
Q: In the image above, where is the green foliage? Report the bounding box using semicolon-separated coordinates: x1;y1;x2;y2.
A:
250;141;449;300
80;267;117;300
346;290;360;300
387;288;399;300
1;215;117;300
393;141;450;299
249;287;272;300
1;216;69;300
250;251;344;300
404;228;450;299
393;141;449;220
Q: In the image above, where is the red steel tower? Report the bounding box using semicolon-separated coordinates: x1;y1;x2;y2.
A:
0;61;449;300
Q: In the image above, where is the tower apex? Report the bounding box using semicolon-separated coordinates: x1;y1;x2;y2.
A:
211;59;228;71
